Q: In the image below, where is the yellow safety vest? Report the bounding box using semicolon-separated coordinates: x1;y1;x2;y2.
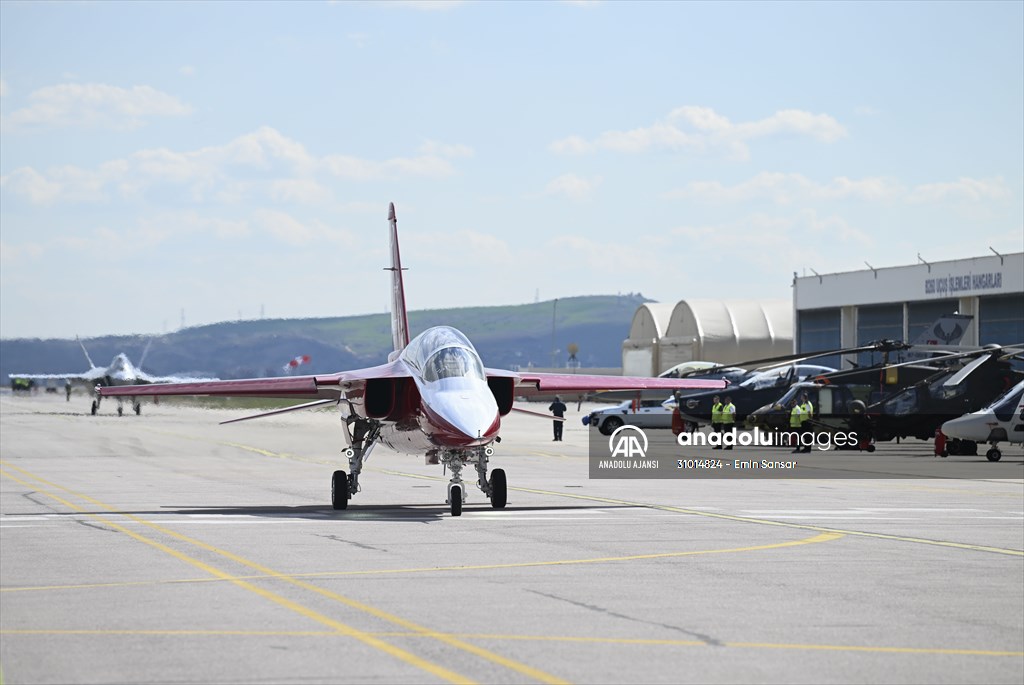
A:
711;402;723;423
790;405;805;428
801;401;813;421
721;402;736;424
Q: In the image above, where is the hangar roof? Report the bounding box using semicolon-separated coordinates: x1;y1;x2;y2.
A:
625;303;675;343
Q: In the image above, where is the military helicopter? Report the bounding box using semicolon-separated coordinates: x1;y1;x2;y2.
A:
671;339;944;427
941;380;1024;461
749;346;1023;453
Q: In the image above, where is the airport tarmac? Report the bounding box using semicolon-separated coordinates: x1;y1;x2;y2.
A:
1;391;1022;684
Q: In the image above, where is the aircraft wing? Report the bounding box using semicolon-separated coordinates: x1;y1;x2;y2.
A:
98;361;408;401
137;372;222;384
7;372;101;383
501;370;726;396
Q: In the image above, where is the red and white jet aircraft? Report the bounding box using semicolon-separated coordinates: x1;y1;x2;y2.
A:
101;204;725;516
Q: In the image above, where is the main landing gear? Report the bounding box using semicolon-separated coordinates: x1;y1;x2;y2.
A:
332;417;380;511
329;416;507;517
114;399;142;417
89;393;140;417
986;446;1002;462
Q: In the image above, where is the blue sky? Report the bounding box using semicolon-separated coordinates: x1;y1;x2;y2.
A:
2;0;1021;339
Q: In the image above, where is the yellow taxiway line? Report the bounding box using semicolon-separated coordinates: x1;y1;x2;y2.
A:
376;469;1024;557
0;462;564;685
0;531;842;594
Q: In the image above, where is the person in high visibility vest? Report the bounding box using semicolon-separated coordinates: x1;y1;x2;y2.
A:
798;392;814;453
800;393;814;420
721;395;736;450
789;400;806;452
710;395;723;449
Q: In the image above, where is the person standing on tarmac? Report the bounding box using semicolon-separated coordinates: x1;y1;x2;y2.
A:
710;395;723;449
721;395;737;449
549;395;567;441
798;392;814;453
789;399;806;453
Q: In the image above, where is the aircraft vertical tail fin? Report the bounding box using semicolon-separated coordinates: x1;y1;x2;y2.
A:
387;202;411;355
906;313;974;361
77;336;97;370
912;313;973;347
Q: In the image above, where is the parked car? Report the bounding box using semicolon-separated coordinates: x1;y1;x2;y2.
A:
585;398;674;435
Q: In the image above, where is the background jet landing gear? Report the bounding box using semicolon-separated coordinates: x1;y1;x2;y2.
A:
113;399;140;417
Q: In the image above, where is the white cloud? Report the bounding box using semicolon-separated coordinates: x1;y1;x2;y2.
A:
321;153;455;180
269;179;331;204
551;106;847;160
667;172;1009;206
668;210;874;273
544;173;600;202
548;135;592;155
546;233;671;274
668;173;904;205
1;127;470;204
723;108;846;143
906;177;1010;203
3;83;192;130
0;168;63;204
252;208;354;247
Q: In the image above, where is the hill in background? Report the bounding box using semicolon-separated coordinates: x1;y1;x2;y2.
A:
1;294;648;380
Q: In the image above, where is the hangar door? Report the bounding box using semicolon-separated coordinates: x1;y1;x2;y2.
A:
797;308;841;369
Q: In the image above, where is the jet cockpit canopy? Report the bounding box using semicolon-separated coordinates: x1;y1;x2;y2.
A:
401;326;486;382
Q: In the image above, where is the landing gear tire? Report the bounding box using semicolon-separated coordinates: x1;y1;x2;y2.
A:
331;470;349;510
866;444;875;453
91;401;98;416
986;448;1002;462
117;405;123;417
134;403;141;416
450;485;463;517
489;468;507;509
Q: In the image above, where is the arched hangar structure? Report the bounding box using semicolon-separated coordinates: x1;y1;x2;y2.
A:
622;299;793;377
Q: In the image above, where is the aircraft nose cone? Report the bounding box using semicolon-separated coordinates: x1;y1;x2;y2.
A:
425;387;500;445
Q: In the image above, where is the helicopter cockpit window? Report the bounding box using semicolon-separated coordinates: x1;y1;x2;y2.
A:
423;346;485;382
886;386;920;415
741;368;789;390
991;382;1024;422
929;375;968;402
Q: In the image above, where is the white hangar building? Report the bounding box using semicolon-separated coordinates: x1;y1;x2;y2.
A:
793;251;1024;365
621;299;793;377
